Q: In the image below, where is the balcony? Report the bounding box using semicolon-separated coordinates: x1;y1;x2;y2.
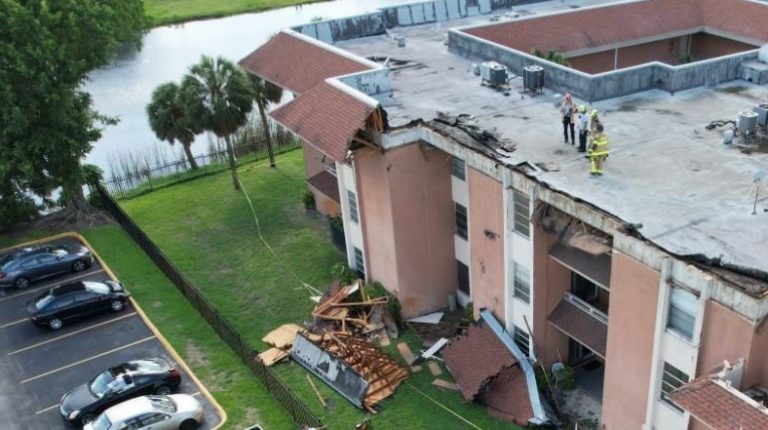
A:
548;292;608;359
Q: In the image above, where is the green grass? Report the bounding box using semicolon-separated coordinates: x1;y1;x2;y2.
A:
144;0;323;27
119;149;520;429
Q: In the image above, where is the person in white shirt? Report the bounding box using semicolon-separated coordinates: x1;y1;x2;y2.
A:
577;105;590;153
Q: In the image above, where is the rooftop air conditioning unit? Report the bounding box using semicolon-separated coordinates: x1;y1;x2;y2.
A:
738;110;758;135
480;61;508;87
754;103;768;127
523;65;545;92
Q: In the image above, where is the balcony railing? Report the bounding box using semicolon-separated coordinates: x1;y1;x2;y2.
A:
563;292;609;325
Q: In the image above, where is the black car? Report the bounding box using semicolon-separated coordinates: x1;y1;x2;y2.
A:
0;243;94;289
59;357;182;426
27;280;129;330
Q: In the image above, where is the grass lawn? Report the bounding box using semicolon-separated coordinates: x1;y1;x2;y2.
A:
119;149;520;429
0;226;294;430
144;0;322;26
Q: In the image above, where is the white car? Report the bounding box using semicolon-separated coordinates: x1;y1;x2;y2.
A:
84;394;203;430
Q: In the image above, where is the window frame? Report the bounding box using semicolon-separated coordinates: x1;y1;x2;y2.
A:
347;190;359;224
666;287;698;341
513;326;530;357
512;189;530;238
454;202;468;240
660;362;689;412
451;157;466;181
457;260;470;296
353;247;365;278
513;262;531;304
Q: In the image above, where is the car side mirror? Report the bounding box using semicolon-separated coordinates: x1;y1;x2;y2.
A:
57;255;64;260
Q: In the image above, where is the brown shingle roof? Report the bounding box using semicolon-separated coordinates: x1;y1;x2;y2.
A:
548;298;608;358
270;80;376;162
477;365;533;426
463;0;768;54
238;30;372;95
307;171;340;203
442;323;517;402
670;378;768;430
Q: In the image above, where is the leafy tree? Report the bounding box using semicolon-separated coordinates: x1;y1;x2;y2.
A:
183;56;255;190
0;0;145;230
248;75;283;167
146;82;202;169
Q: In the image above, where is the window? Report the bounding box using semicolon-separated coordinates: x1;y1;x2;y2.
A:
571;272;599;302
347;190;359;223
353;247;365;277
667;287;697;340
451;157;466;180
457;260;470;295
513;326;530;357
661;362;689;412
454;202;468;240
513;262;531;303
513;189;530;238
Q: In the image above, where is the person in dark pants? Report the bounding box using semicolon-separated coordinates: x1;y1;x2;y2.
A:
577;105;589;152
560;92;576;144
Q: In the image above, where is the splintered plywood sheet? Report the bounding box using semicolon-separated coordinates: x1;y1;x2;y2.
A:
259;347;289;366
432;379;460;391
396;342;422;372
428;361;443;376
262;324;304;349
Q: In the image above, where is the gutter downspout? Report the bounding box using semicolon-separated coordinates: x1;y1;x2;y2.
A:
642;257;673;430
480;308;549;425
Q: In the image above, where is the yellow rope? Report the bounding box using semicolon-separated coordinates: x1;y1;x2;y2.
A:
404;382;484;430
236;170;323;297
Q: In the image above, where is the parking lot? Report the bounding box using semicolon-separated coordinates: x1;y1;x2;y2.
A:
0;236;223;430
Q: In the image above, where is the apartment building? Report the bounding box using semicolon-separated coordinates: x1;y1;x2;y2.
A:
240;0;768;428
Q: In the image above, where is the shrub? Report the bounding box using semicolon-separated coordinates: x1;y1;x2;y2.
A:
554;365;576;391
330;262;357;285
366;281;402;327
302;190;316;210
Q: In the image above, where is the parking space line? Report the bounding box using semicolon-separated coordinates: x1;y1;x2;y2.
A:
0;269;105;303
8;312;138;356
0;318;28;329
20;335;156;384
35;404;59;415
192;391;201;397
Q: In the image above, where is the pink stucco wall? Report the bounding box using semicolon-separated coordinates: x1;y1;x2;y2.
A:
303;144;327;179
532;226;571;366
602;251;660;430
697;300;754;378
355;144;457;318
467;168;505;321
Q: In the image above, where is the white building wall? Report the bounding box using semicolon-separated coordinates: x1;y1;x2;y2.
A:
452;171;470;306
337;161;366;277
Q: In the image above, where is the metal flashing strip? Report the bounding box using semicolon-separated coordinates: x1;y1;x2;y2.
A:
480;308;549;425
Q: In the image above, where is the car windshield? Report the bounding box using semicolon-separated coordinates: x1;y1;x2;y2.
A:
89;370;114;397
0;254;14;269
148;396;177;413
83;282;110;295
90;413;111;430
32;293;55;311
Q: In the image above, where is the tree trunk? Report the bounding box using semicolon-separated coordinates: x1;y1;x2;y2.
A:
182;143;198;170
224;135;240;191
257;98;276;168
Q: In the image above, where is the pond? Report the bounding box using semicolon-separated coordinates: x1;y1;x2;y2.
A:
85;0;407;172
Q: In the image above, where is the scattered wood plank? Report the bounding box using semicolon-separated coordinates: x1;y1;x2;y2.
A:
432;378;460;391
262;324;303;349
306;374;327;408
397;342;422;372
259;347;289;367
428;361;443;376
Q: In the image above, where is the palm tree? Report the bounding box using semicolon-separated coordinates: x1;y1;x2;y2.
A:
249;75;283;167
146;82;201;169
183;56;254;190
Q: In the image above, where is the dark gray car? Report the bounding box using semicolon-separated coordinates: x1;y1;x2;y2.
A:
0;244;94;289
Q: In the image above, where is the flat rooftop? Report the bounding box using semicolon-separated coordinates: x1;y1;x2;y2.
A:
335;1;768;283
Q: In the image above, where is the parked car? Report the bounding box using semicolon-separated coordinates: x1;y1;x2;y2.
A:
83;394;202;430
60;357;183;426
0;243;94;289
27;280;129;330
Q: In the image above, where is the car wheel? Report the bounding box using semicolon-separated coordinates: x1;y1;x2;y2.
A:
110;300;124;312
72;260;87;273
49;318;63;330
179;419;199;430
155;385;172;395
80;414;96;426
14;277;30;289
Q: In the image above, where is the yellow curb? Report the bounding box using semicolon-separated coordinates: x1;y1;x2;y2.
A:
3;232;228;430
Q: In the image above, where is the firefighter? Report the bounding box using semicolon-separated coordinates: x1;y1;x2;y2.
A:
589;123;609;176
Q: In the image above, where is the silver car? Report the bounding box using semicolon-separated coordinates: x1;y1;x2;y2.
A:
84;395;203;430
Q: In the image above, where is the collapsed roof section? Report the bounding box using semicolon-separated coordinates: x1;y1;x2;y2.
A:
270;79;380;162
670;376;768;430
238;29;376;95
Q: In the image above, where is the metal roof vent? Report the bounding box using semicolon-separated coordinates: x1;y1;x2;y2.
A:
754;103;768;127
738;110;758;136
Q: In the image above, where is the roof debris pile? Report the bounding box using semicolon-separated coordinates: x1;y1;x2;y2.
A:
259;280;407;413
442;322;534;426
